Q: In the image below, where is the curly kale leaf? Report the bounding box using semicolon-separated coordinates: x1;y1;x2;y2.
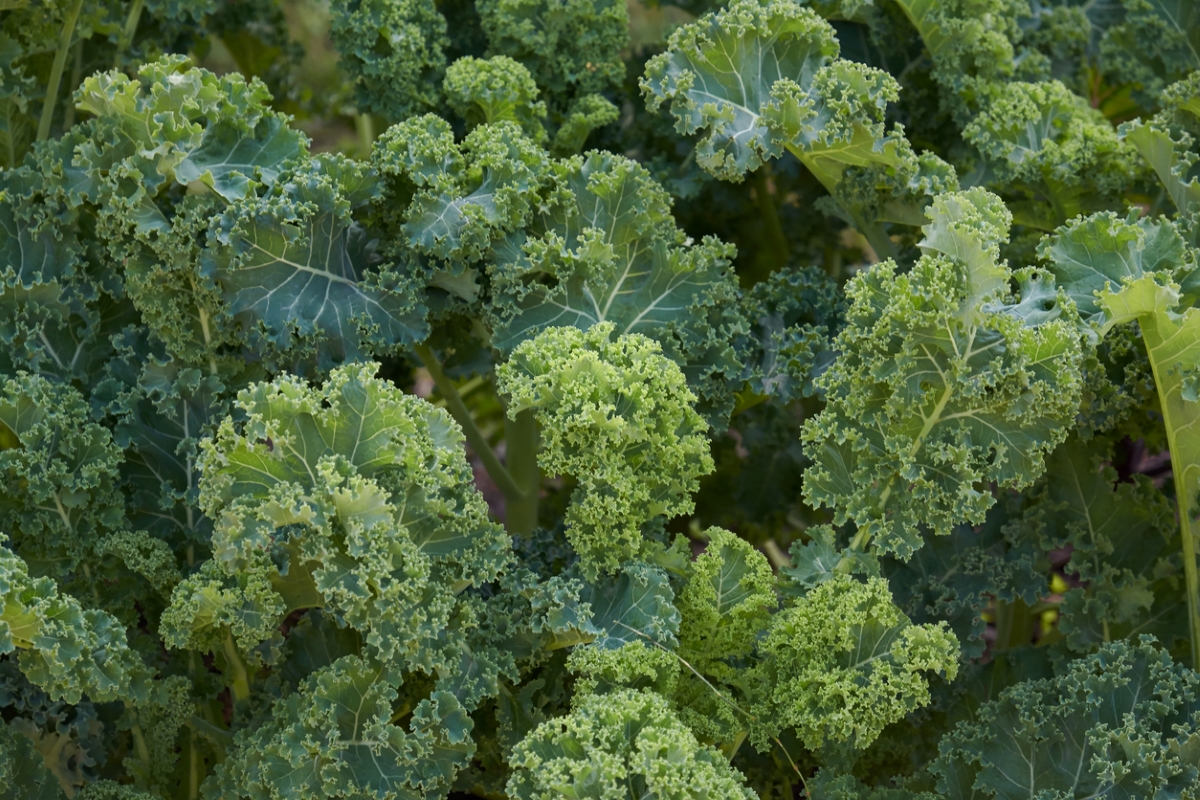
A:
70;58;307;371
328;0;448;121
496;324;713;576
1102;0;1200;109
0;538;152;706
802;189;1085;557
1023;437;1181;651
640;0;953;253
881;505;1045;660
0;718;66;800
550;94;620;157
676;528;776;675
444;55;547;143
0;158;100;383
477;0;628;107
487;151;746;424
932;638;1200;799
209;154;428;372
507;687;757;800
1041;212;1200;657
754;574;959;753
578;562;682;651
0;373;125;581
193;362;511;667
1036;210;1188;326
737;265;843;402
1121;73;1200;239
963;80;1142;230
208;655;476;800
374;114;549;265
100;336;234;548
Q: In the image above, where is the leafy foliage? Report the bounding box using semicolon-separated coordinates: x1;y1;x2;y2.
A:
3;1;1200;798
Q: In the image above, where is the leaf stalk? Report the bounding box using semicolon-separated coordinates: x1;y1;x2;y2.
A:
37;0;85;142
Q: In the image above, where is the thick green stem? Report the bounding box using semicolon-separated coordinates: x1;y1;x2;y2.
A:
221;631;252;702
356;113;376;157
413;343;528;505
720;730;749;763
748;165;790;284
992;597;1034;653
61;40;82;130
123;700;152;772
114;0;146;68
504;408;540;536
36;0;84;142
1137;319;1200;669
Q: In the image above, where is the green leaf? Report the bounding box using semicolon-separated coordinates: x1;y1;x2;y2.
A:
881;507;1044;659
642;0;912;178
676;527;775;669
488;151;746;423
754;574;959;752
0;538;152;705
962;80;1141;229
579;561;681;651
496;324;713;575
477;0;628;106
1036;211;1187;325
802;189;1085;557
175;116;309;202
328;0;448;121
933;638;1200;799
209;656;473;800
737;266;842;403
210;154;428;372
195;362;510;664
507;688;757;800
1121;72;1200;236
374;114;549;264
0;373;126;581
443;55;547;142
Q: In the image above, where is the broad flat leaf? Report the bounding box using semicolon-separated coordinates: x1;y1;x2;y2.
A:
211;155;428;371
579;562;681;650
1036;211;1187;325
176;117;308;201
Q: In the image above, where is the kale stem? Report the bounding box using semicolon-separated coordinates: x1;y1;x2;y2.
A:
748;164;789;285
221;631;252;702
37;0;85;142
356;113;376;157
1136;316;1200;668
413;343;528;507
62;40;82;131
503;407;540;536
992;597;1034;652
114;0;146;69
